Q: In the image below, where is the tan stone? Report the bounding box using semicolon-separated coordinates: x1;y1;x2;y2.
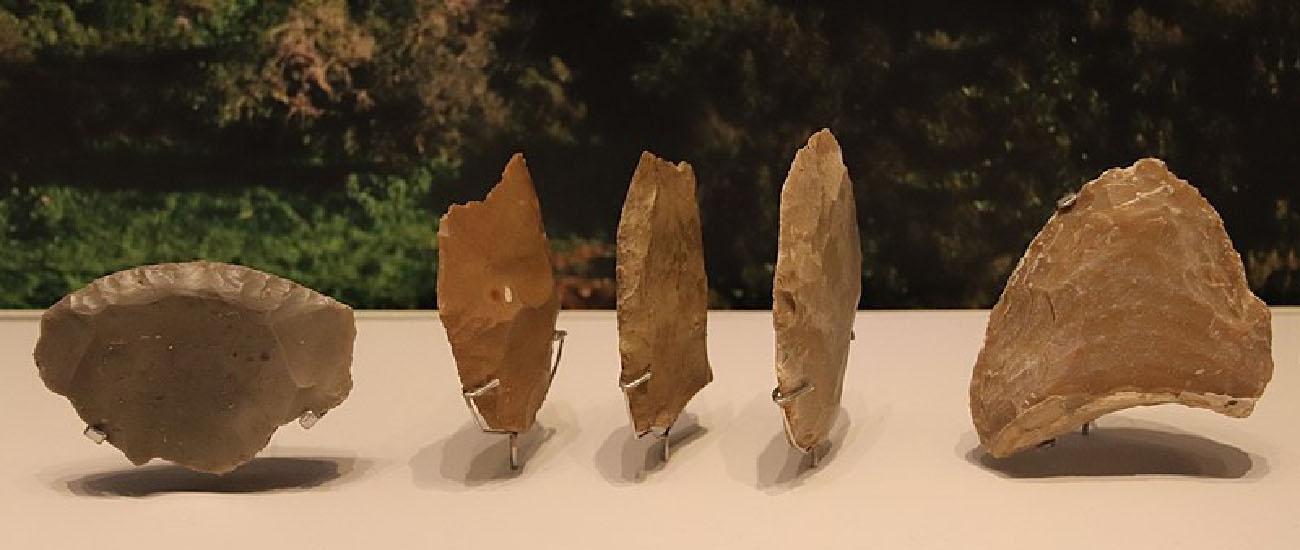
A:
438;153;561;434
772;129;862;452
616;152;712;435
33;261;355;474
970;158;1274;458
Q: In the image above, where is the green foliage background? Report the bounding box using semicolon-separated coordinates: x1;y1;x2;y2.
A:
0;0;1297;308
0;166;445;308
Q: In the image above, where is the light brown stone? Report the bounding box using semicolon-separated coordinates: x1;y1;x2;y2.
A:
970;158;1274;458
616;152;712;434
772;129;862;452
437;153;561;434
33;261;355;474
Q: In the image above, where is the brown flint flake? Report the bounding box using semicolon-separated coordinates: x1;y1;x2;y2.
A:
772;129;862;452
34;261;355;474
438;153;561;434
616;152;712;435
971;158;1274;458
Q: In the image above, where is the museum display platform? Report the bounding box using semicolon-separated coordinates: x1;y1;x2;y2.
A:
2;309;1296;549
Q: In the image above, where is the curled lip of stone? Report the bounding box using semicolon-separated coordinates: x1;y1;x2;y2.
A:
972;159;1273;459
985;391;1259;458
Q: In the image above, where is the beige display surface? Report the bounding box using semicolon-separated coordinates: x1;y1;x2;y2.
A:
2;309;1297;549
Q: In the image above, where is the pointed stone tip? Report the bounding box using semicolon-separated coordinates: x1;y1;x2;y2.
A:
442;153;538;230
502;152;531;180
785;129;847;182
1094;157;1200;196
1101;157;1174;182
638;150;692;174
792;129;844;170
436;211;453;236
494;152;538;200
636;150;665;172
1132;157;1167;170
806;128;840;150
1131;157;1173;179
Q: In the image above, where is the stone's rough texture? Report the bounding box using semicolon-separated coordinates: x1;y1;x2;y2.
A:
971;158;1274;458
33;261;355;474
772;129;862;452
438;153;561;434
616;152;712;434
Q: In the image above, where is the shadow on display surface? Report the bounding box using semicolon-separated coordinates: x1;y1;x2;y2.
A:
754;406;853;492
594;412;708;484
714;390;885;494
39;401;1269;497
59;455;371;497
409;401;580;489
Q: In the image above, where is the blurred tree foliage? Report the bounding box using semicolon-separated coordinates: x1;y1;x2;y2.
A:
0;163;449;308
499;0;1300;307
0;0;573;181
0;0;1297;308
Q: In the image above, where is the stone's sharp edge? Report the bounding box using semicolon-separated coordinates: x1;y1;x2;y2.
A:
437;153;560;434
987;391;1258;458
970;158;1273;457
772;129;861;451
615;151;711;433
32;261;356;474
62;261;346;317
